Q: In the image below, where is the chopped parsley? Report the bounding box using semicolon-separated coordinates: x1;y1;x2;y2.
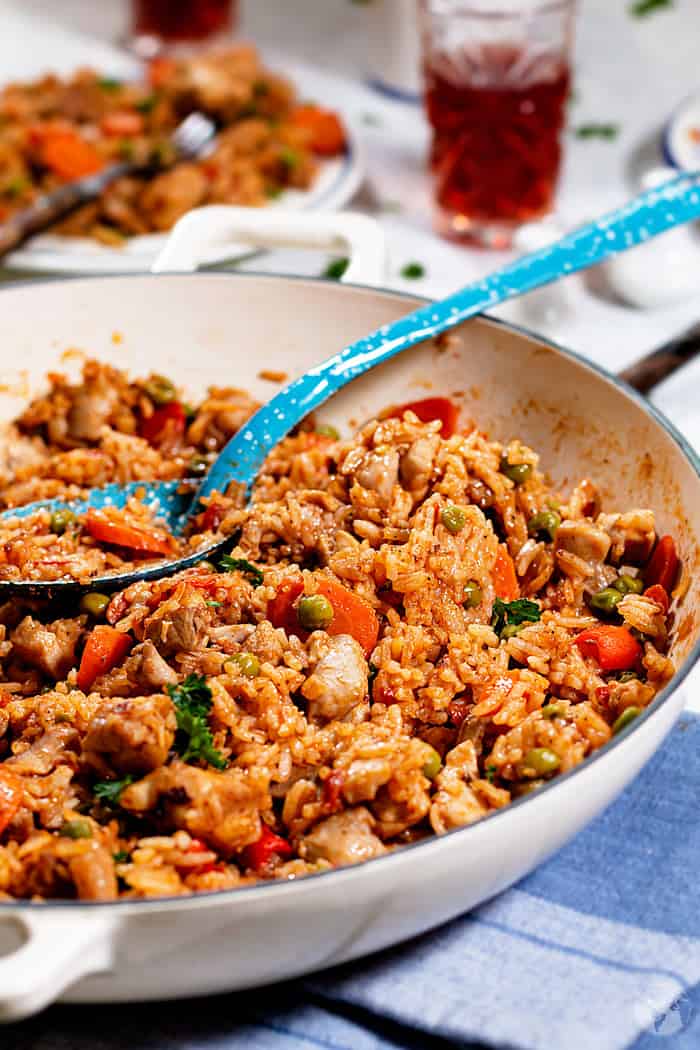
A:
167;674;227;770
219;556;264;587
206;600;222;607
491;598;541;637
629;0;673;15
368;661;379;694
280;146;300;171
485;765;497;783
2;176;27;199
135;94;158;113
322;256;349;281
400;262;426;280
113;849;131;864
98;77;122;92
94;775;135;806
574;123;619;140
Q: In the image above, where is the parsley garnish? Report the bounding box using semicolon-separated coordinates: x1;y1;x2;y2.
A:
135;94;158;113
94;775;135;805
485;765;497;783
368;661;379;695
280;146;300;171
400;262;425;279
206;600;222;607
322;257;350;281
219;556;264;587
629;0;673;15
574;123;619;140
98;77;122;92
167;674;226;770
113;849;130;864
491;598;541;637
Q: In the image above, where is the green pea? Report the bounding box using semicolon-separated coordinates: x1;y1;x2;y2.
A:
187;454;209;477
463;580;482;609
79;592;110;619
589;587;623;615
527;509;561;542
500;456;533;485
198;560;217;573
59;818;92;840
501;623;522;640
541;702;567;720
422;746;442;780
143;374;176;406
612;706;641;735
521;747;560;777
315;423;340;440
297;594;333;631
227;652;260;678
50;508;76;535
613;574;644;595
441;505;467;534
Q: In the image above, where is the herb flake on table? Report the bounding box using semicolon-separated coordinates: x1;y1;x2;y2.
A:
322;256;350;280
629;0;673;16
400;262;426;280
574;123;619;140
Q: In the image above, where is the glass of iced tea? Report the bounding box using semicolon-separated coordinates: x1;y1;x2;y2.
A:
419;0;576;248
131;0;237;56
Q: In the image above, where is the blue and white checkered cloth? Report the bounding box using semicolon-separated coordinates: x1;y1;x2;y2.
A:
11;710;700;1050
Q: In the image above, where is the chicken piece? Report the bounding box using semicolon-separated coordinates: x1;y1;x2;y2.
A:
11;616;82;680
600;509;656;565
352;447;400;504
0;425;47;487
399;434;440;496
556;520;611;564
120;760;270;855
67;367;118;443
6;726;80;776
143;583;212;656
68;843;118;901
134;640;179;690
139;163;208;232
301;807;386;867
82;694;176;776
186;387;260;449
301;635;368;724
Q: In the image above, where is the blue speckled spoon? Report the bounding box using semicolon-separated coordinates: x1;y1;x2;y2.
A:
4;171;700;598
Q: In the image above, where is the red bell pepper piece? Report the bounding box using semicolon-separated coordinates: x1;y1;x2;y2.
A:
139;402;186;445
387;396;458;437
574;625;642;673
644;584;669;615
645;535;679;594
242;824;293;872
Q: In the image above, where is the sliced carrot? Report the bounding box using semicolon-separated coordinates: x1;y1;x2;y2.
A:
100;111;145;138
290;105;346;155
493;545;519;600
574;625;641;673
267;575;379;655
388;396;458;438
40;130;104;180
645;535;679;594
139;402;186;445
148;56;178;89
84;510;175;556
0;768;24;836
644;584;669;615
77;626;133;692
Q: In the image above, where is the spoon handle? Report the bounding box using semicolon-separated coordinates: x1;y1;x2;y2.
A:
619;321;700;395
201;171;700;497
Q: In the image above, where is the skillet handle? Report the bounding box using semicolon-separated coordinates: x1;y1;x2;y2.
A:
0;910;118;1022
151;205;387;287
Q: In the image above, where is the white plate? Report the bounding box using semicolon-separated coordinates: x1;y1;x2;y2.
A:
0;8;365;273
662;90;700;171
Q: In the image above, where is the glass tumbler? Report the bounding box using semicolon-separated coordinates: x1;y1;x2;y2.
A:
131;0;238;57
419;0;576;248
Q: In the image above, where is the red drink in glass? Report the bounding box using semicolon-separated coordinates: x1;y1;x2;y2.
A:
131;0;236;51
420;1;576;248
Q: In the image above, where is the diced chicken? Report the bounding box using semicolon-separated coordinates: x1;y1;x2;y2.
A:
556;520;611;564
429;740;489;834
67;368;118;443
6;726;80;776
140;163;208;232
11;616;82;679
68;843;118;901
134;640;179;690
353;447;400;503
301;635;368;724
82;694;176;776
119;760;270;855
399;434;440;495
599;509;656;564
301;807;386;866
143;583;212;656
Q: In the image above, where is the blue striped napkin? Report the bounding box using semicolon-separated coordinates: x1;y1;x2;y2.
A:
10;705;700;1050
